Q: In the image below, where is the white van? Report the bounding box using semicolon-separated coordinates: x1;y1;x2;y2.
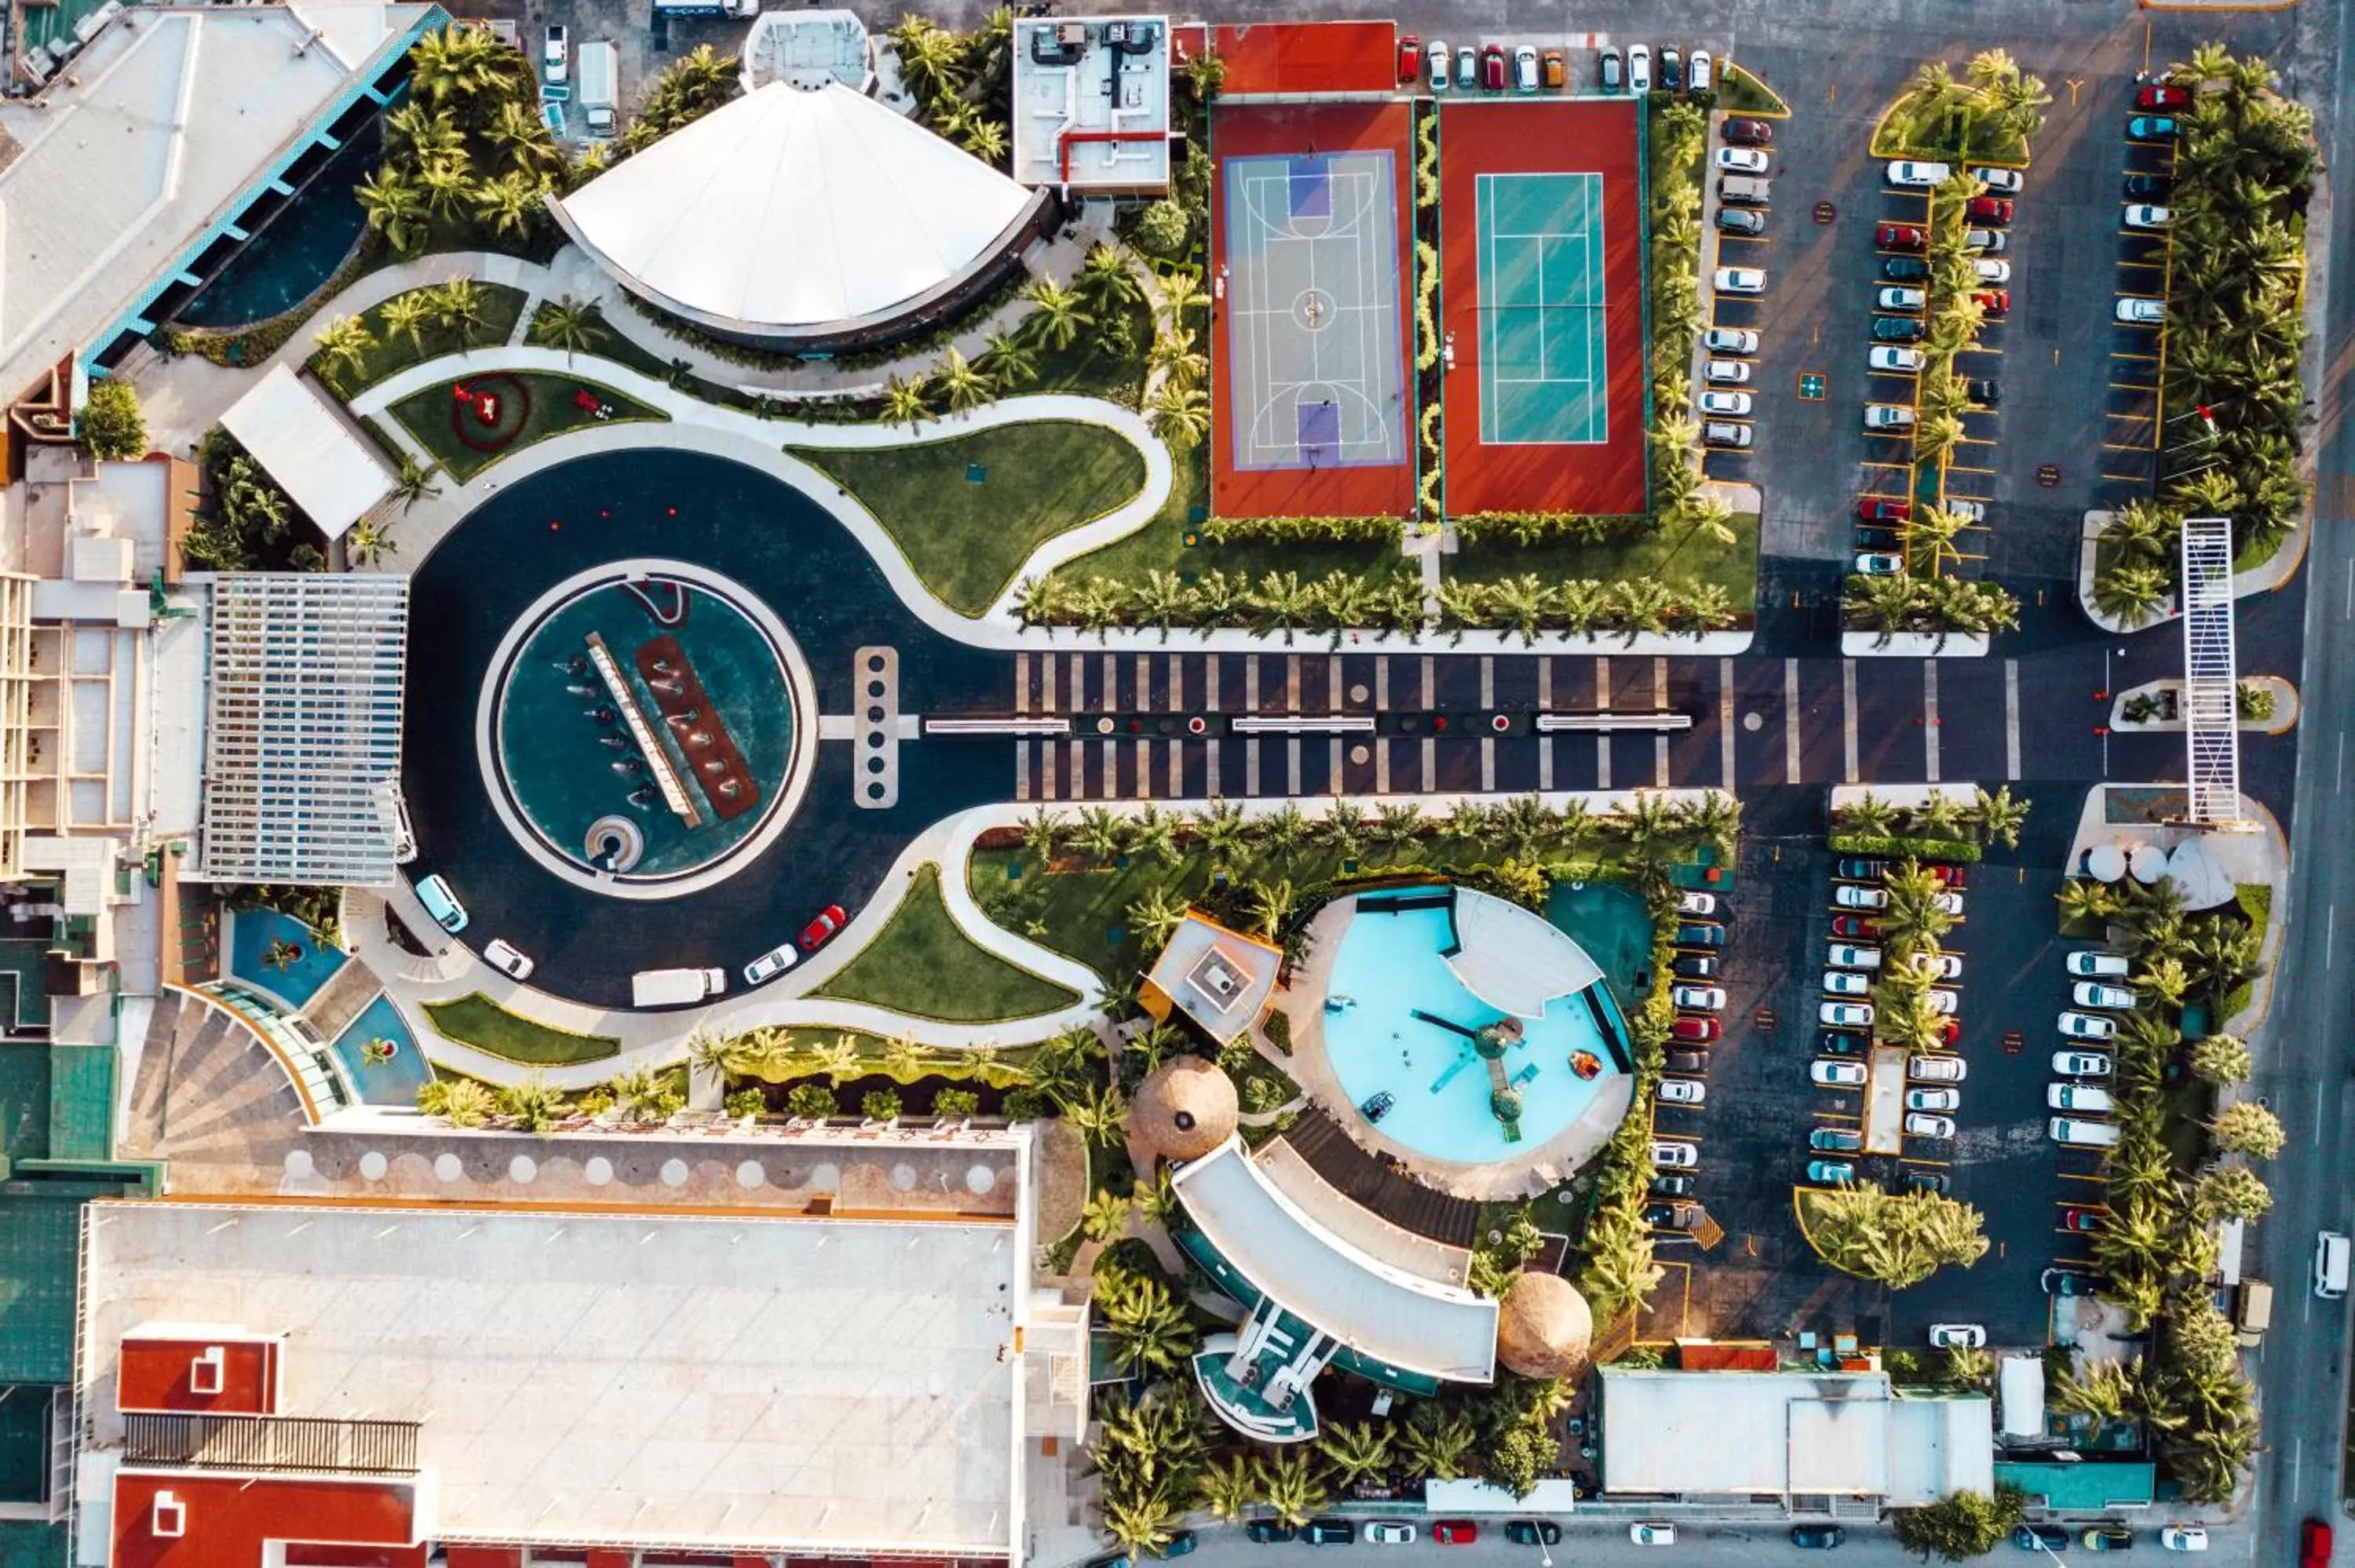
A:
631;966;726;1008
2049;1117;2120;1148
415;874;467;934
2315;1231;2350;1300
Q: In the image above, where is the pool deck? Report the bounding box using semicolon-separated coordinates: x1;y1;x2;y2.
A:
1278;893;1633;1202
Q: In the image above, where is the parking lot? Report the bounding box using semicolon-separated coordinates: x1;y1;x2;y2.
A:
2099;115;2182;507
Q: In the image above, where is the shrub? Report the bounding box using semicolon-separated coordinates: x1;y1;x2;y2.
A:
1001;1086;1050;1121
79;379;148;460
1825;831;1982;865
724;1088;767;1119
785;1083;838;1119
861;1088;904;1121
2236;681;2275;723
1133;199;1192;260
934;1087;982;1119
1262;1009;1293;1055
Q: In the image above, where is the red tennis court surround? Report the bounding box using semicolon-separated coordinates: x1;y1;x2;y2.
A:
1210;100;1417;520
1174;22;1400;97
1440;98;1647;517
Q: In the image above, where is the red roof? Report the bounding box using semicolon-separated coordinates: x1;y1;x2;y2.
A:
1676;1342;1780;1373
1178;22;1399;97
118;1334;280;1417
112;1471;420;1568
443;1551;521;1568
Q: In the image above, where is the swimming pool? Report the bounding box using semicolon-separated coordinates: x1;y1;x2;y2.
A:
327;992;433;1107
1318;889;1627;1165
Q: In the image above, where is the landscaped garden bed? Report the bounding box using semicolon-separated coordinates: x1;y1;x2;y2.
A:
388;371;664;480
420;992;619;1065
812;863;1081;1023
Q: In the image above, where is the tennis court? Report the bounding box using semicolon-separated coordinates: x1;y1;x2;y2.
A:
1477;172;1610;446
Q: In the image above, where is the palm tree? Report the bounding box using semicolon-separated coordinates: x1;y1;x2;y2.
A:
1197;1455;1255;1522
1079;1187;1132;1242
1316;1420;1394;1486
389;453;443;513
2194;1165;2272;1221
2057;877;2120;928
1099;1271;1192;1373
346;516;398;565
2094;563;2171;628
1126;884;1190;954
1101;1482;1185;1557
1397;1404;1478;1482
499;1073;569;1133
1970;784;2030;849
1147;382;1210;449
1148;326;1207;391
890;17;966;104
882;374;931;430
355;169;429;254
1900;505;1971;572
1022;280;1094;350
380;291;433;356
933;347;995;412
1079;242;1141;315
2052;1358;2138;1422
313;314;375;386
1158;269;1207;326
1247;878;1295;943
961;117;1007;166
980;329;1036;388
1252;1446;1331;1528
431;276;488;338
1834;792;1901;837
1847;573;1922;643
1881;859;1957;950
1063;1083;1130;1145
529;296;606;361
2210;1102;2284;1159
437;1077;495;1128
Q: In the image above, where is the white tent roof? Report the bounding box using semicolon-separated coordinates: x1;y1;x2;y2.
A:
549;80;1039;334
217;364;394;541
1444;888;1601;1019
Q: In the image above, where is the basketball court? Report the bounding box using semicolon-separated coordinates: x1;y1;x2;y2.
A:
1210;101;1416;520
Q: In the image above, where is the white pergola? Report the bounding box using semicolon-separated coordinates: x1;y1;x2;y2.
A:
2178;516;2251;830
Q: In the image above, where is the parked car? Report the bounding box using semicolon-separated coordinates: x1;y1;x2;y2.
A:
1965;227;2008;252
1930;891;1964;914
1700;389;1753;416
1667;1049;1708;1074
1704;325;1759;355
1807;1160;1855;1186
2043;1268;2092;1296
1964;377;2003;406
1651;1174;1696;1198
1659;1078;1706;1106
1363;1522;1416;1546
1659;46;1682;92
1834;884;1889;909
1505;1522;1561;1548
1813;1059;1868;1088
1672;953;1718;979
2067;951;2130;978
1878;286;1927;312
1724;117;1773;144
1858;499;1909;523
2128;115;2179;139
743;942;800;986
1669;1016;1719;1045
2125;203;2172;230
1627;43;1651;93
484;938;535;981
1872;315;1925;343
542;23;568;83
1646;1201;1703;1231
1906;1112;1956;1138
1910;1054;1966;1081
1976;288;2011;315
1631;1523;1678;1548
2073;981;2136;1011
1876;222;1926;250
2083;1526;2135;1552
798;903;849;950
1864;404;1916;432
1718;206;1766;235
1455;46;1477;89
1714;267;1766;294
1811;1127;1864;1153
1828;943;1882;970
1672;984;1725;1012
1302;1520;1354;1546
1703;421;1754;449
1909;1169;1952;1195
1824;970;1871;997
1820;1000;1875;1027
1511;45;1538;93
1923;989;1959;1015
1598;45;1623;92
2158;1526;2207;1552
1973;258;2012;283
2062;1207;2105;1233
1167;1534;1199;1558
2117;297;2166;325
1886;160;1951;187
1704;359;1752;385
2014;1526;2070;1552
1397;34;1422;82
1948;500;1987;523
1426;40;1451;93
1480;44;1506;91
2051;1118;2120;1148
1819;1030;1863;1056
2124;172;2174;199
1883;256;1930;282
1651;1140;1698;1169
1930;1323;1985;1348
1245;1520;1298;1544
1869;345;1925;373
1968;165;2025;193
1677;923;1725;946
1906;1088;1959;1112
2301;1519;2334;1568
1432;1520;1479;1546
2058;1012;2119;1041
2137;82;2193;110
1967;195;2014;224
415;873;469;934
1715;145;1770;174
1791;1525;1847;1550
2054;1050;2115;1077
1690;49;1711;93
1908;951;1962;979
2050;1084;2116;1114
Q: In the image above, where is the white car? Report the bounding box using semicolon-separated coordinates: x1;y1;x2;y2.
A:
1673;984;1726;1012
1947;499;1986;523
1631;1523;1678;1547
1715;146;1770;173
1651;1138;1697;1168
1679;891;1718;915
1926;988;1960;1015
1908;952;1962;979
2053;1050;2114;1078
1627;43;1652;94
2159;1526;2208;1552
1931;891;1964;914
1704;359;1752;385
1886;159;1952;187
483;938;535;981
1909;1054;1966;1082
2059;1012;2118;1040
1855;552;1904;576
1869;345;1925;372
1689;49;1712;92
1714;266;1766;294
1973;257;2011;283
743;943;801;986
1863;405;1915;432
1699;390;1754;416
1834;884;1889;909
1877;286;1927;312
2050;1083;2115;1114
1964;227;2008;252
1824;970;1870;997
1813;1059;1868;1088
1659;1078;1707;1105
1828;943;1882;970
1821;1001;1874;1028
1906;1087;1959;1111
2117;297;2166;325
1362;1522;1415;1545
1513;43;1539;93
2073;981;2135;1010
2068;951;2130;978
543;22;568;84
1703;421;1754;449
1968;165;2024;193
2125;203;2172;230
1906;1112;1956;1138
1930;1323;1987;1348
1704;326;1759;355
1426;40;1451;92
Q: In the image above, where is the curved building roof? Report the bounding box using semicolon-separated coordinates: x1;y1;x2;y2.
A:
547;80;1042;337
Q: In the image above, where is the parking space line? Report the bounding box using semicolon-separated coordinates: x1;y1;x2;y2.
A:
2004;658;2021;781
1784;658;1801;785
1922;660;1940;782
1842;659;1859;782
1719;657;1736;791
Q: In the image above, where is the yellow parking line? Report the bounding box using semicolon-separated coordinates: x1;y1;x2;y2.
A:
2058;1170;2107;1184
2100;471;2152;483
2112;351;2160;362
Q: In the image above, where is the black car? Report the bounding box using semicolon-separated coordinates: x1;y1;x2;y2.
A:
1300;1520;1353;1546
2013;1526;2069;1552
1675;923;1724;947
1667;1049;1707;1074
1967;377;2002;406
1723;117;1773;145
1651;1173;1696;1198
1245;1521;1298;1544
1820;1030;1863;1056
1791;1525;1847;1550
1908;1169;1951;1195
1882;256;1930;282
1810;1127;1864;1153
1672;954;1718;980
1506;1521;1562;1548
1659;45;1683;91
1855;527;1900;551
1717;207;1765;235
1871;316;1924;342
2124;173;2173;199
2042;1267;2092;1297
1835;856;1886;880
1645;1201;1702;1231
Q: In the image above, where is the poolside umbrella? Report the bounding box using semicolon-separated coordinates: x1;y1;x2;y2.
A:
1133;1056;1239;1164
2129;843;2168;884
2082;844;2128;884
1495;1269;1594;1382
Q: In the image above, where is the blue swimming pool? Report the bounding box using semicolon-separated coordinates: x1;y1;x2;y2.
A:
227;909;347;1008
1319;891;1627;1165
327;992;433;1107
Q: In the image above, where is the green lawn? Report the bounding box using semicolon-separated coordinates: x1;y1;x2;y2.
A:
317;284;529;395
1448;511;1762;609
389;372;666;481
1031;295;1155;403
816;864;1081;1023
791;421;1151;615
422;993;619;1066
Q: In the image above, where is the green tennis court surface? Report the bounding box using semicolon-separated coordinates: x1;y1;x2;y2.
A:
1477;172;1610;446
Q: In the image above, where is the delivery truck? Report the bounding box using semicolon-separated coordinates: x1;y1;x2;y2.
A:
578;40;619;137
631;966;725;1008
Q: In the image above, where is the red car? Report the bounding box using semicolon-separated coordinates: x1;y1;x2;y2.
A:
1859;498;1910;522
798;903;849;951
1480;42;1506;90
1397;34;1422;83
2061;1207;2103;1233
1937;1017;1962;1046
1433;1522;1480;1546
2136;82;2191;111
1966;195;2014;224
1928;865;1968;888
1876;222;1926;251
1724;118;1775;145
2302;1520;2333;1568
1973;290;2010;316
1671;1016;1722;1043
1831;915;1880;939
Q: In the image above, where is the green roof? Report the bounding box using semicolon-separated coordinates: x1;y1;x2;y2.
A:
0;1191;82;1384
1994;1460;2156;1511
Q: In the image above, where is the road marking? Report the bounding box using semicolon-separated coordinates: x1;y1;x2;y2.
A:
1015;740;1031;800
1655;658;1670;786
1842;659;1859;782
2328;906;2336;968
2291;1438;2303;1493
2345;556;2353;619
1923;661;1941;782
1785;658;1802;783
1479;654;1495;709
2004;659;2021;780
1597;657;1611;789
2337;730;2345;796
1720;658;1736;790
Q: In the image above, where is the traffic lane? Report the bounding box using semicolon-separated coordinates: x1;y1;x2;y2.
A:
1847;657;1933;783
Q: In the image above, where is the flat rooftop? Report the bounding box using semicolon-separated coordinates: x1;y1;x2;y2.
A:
81;1200;1024;1555
1010;15;1170;191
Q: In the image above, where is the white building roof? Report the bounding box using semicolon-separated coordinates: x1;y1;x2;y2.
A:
739;8;870;92
547;80;1041;336
1444;887;1601;1018
79;1200;1029;1557
1010;16;1170;190
0;2;429;401
219;365;396;542
1600;1369;1992;1507
1172;1138;1497;1382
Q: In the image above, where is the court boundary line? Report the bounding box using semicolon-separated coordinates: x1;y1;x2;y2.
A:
1474;170;1611;448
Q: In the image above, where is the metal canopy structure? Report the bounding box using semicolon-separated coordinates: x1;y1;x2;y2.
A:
2178;516;2251;830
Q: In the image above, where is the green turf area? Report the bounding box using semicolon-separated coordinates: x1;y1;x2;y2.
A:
1031;296;1154;403
1448;510;1761;608
319;284;529;394
791;421;1150;617
389;373;666;481
1718;63;1790;117
816;864;1081;1023
421;993;619;1066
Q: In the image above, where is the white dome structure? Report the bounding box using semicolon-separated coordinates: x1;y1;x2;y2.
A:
547;81;1051;348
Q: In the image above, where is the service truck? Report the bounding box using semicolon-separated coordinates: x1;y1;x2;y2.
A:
652;0;757;16
631;966;726;1008
578;40;619;137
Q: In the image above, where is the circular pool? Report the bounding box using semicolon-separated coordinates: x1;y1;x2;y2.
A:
1316;887;1629;1166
